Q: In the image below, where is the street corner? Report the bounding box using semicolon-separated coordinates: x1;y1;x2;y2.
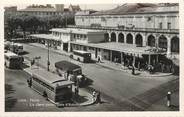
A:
71;88;95;106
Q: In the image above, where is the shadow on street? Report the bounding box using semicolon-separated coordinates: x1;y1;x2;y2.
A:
5;84;17;111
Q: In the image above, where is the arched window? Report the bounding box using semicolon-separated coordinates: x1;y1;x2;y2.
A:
135;34;143;46
126;33;133;44
171;36;179;53
158;35;167;50
147;35;155;47
111;32;116;42
118;33;124;43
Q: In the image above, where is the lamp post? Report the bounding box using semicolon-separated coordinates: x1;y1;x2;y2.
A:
47;41;50;71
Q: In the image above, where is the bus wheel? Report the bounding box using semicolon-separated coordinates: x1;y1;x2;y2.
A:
77;58;80;62
5;63;7;68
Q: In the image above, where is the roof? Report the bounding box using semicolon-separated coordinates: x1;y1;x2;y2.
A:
87;3;178;15
32;68;74;87
50;28;105;34
73;50;91;54
30;34;61;41
69;4;81;11
19;8;56;12
55;61;81;72
70;42;166;56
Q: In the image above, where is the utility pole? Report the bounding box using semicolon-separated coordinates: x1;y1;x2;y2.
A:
47;41;50;71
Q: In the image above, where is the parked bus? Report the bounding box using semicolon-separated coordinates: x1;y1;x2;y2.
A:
70;50;91;63
55;60;86;87
9;43;24;54
4;51;24;69
30;68;74;105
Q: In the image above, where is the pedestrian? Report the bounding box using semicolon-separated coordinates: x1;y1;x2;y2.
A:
132;66;135;75
27;79;30;87
75;87;79;96
92;90;96;103
167;91;171;107
138;62;140;71
29;78;32;87
96;92;101;104
97;55;101;63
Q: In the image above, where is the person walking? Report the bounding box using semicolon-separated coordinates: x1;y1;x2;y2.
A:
167;91;171;107
132;66;135;75
96;91;101;104
92;90;96;103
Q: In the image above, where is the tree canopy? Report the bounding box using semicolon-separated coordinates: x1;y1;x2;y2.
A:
5;13;75;40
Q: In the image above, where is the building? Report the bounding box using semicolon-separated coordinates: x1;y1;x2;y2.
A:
4;6;17;13
17;4;74;17
74;3;179;57
29;3;179;73
30;28;105;54
68;4;81;12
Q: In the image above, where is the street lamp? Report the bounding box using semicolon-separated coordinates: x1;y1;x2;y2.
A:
47;41;50;71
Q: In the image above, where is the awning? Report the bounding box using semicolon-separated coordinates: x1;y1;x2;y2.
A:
70;42;166;56
29;34;61;41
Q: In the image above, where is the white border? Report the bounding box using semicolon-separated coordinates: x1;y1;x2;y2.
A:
0;0;183;117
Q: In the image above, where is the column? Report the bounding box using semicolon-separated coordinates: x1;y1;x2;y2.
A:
133;34;136;45
110;50;112;62
68;42;71;52
167;38;171;57
155;36;159;48
108;33;111;42
120;52;123;64
143;34;147;46
116;32;118;43
148;54;151;65
61;42;63;51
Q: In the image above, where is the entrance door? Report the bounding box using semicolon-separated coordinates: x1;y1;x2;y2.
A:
95;48;98;58
63;43;68;52
112;51;121;63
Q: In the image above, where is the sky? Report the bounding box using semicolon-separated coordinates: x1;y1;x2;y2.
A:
5;4;119;11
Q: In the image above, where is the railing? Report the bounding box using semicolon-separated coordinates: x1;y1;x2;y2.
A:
67;25;179;33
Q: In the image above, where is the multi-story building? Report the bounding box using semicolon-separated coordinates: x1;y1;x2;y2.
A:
74;3;179;57
17;4;79;17
30;3;179;73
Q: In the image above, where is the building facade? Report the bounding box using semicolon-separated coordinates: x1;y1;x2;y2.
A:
74;3;179;57
17;4;78;17
30;3;179;73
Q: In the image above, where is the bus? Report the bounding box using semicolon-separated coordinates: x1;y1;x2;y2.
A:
9;43;24;54
70;50;91;63
4;51;24;69
30;68;74;105
55;61;86;87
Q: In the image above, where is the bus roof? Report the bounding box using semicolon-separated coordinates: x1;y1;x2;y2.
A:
32;68;74;87
55;60;81;72
73;50;91;54
4;51;18;57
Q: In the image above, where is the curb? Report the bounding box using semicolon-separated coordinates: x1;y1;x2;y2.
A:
96;63;173;78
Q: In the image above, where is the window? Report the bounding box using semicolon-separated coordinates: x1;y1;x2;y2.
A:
101;17;106;22
167;22;171;29
82;17;84;22
74;34;76;38
159;22;162;29
84;35;87;38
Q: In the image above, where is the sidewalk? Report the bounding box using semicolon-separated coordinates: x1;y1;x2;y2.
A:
22;59;94;106
27;43;173;77
146;90;179;111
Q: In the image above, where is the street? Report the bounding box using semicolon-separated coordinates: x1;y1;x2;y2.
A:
5;43;179;111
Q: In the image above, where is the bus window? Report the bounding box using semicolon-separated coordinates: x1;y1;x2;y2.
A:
72;50;91;63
